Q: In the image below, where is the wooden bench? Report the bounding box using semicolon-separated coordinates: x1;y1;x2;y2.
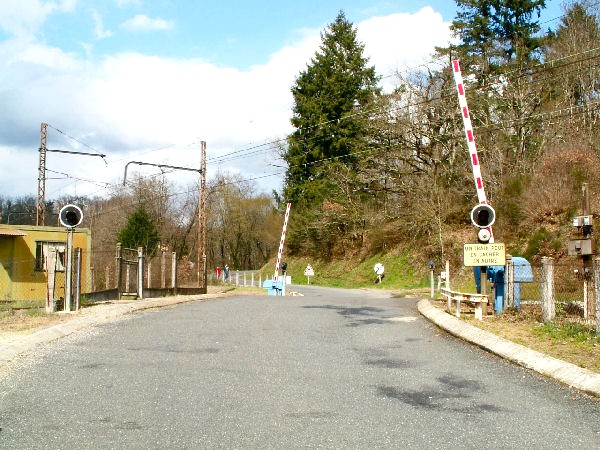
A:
440;288;488;320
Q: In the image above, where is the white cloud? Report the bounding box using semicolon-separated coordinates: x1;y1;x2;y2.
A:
0;0;75;37
121;14;174;32
91;9;113;39
357;7;453;90
0;8;452;198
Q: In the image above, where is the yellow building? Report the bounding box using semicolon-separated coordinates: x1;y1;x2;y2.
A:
0;225;91;303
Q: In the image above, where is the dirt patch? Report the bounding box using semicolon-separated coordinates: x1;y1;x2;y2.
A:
0;309;68;333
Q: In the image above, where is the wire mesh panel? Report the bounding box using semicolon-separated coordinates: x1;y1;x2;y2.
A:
512;260;540;304
145;252;175;290
554;260;588;304
510;258;593;319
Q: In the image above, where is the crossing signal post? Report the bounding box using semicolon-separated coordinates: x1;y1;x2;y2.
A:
59;204;83;228
59;204;83;312
471;204;496;243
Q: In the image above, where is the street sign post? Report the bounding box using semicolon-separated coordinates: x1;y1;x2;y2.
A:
304;264;314;284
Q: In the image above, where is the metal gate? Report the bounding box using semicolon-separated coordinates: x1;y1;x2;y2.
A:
116;244;144;299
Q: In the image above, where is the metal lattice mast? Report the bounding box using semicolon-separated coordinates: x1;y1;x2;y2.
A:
198;141;207;292
36;122;48;226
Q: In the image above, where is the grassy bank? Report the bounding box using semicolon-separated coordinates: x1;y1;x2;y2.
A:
277;250;429;290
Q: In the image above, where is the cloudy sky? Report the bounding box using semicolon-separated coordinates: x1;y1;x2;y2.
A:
0;0;563;200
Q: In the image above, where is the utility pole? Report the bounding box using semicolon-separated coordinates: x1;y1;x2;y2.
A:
36;122;106;226
36;123;48;226
198;141;207;293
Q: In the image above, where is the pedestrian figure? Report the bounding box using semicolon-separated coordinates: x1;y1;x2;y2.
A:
374;263;385;284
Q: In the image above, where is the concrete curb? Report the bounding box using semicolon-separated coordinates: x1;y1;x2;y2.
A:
0;293;229;369
417;298;600;397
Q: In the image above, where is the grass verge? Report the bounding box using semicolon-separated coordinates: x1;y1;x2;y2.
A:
457;304;600;373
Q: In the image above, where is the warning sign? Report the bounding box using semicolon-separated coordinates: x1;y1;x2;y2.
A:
304;264;314;276
463;243;506;267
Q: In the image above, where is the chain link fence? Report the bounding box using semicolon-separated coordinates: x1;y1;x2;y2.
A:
509;260;587;306
501;257;598;328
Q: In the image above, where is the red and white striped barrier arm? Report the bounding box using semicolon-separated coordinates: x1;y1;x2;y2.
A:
273;203;291;282
452;59;494;241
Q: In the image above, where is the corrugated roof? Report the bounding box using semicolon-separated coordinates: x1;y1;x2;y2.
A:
0;228;27;236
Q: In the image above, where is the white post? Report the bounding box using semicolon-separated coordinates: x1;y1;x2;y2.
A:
161;250;166;289
147;261;152;289
541;257;555;323
430;269;434;299
125;264;131;295
137;247;144;300
171;252;177;290
505;255;514;308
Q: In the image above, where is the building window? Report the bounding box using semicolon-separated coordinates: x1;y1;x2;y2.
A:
35;241;66;272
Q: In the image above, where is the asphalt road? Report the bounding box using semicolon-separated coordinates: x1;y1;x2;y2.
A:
0;286;598;449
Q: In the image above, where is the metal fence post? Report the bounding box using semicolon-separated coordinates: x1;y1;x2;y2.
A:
541;256;555;323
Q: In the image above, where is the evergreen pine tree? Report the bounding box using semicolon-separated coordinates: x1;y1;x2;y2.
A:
283;11;380;207
117;206;161;256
